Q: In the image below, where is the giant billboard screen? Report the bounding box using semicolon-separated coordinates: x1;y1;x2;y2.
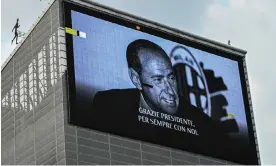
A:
64;2;258;164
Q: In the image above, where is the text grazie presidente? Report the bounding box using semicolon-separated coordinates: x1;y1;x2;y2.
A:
139;107;195;127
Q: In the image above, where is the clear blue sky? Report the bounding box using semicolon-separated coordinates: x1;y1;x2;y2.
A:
1;0;276;164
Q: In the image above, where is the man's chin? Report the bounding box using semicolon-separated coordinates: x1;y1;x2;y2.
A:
161;106;178;115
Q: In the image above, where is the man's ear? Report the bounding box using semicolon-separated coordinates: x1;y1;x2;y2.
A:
128;68;142;90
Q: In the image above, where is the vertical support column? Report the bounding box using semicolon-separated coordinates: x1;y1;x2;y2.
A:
45;40;52;91
31;27;37;166
16;79;20;113
7;89;11;108
35;52;40;105
54;32;60;79
12;56;16;165
50;6;59;164
26;69;30;112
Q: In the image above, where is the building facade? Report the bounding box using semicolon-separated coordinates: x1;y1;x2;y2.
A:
1;0;260;165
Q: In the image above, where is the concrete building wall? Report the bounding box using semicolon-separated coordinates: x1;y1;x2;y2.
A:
1;0;258;165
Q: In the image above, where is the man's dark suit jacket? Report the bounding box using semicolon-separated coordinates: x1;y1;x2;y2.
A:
87;88;236;160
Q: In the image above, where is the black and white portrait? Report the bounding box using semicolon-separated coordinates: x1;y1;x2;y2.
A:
68;10;257;164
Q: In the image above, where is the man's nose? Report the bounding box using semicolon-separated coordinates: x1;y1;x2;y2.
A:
164;81;175;95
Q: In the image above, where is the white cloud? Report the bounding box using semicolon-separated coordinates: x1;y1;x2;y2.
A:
202;0;276;164
229;0;247;8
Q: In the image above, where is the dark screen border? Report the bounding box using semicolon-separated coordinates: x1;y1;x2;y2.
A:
62;1;258;165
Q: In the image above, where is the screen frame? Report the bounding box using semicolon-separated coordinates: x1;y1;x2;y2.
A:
62;1;258;164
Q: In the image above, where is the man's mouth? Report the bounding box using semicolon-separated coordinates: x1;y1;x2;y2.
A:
163;98;176;106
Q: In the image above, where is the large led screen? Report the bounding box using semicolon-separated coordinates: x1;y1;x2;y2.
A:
64;2;258;165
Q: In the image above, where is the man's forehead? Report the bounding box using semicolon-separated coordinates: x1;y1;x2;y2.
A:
150;68;174;75
139;49;170;63
141;59;173;75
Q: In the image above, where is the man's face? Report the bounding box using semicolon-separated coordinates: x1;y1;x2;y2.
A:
139;50;179;114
